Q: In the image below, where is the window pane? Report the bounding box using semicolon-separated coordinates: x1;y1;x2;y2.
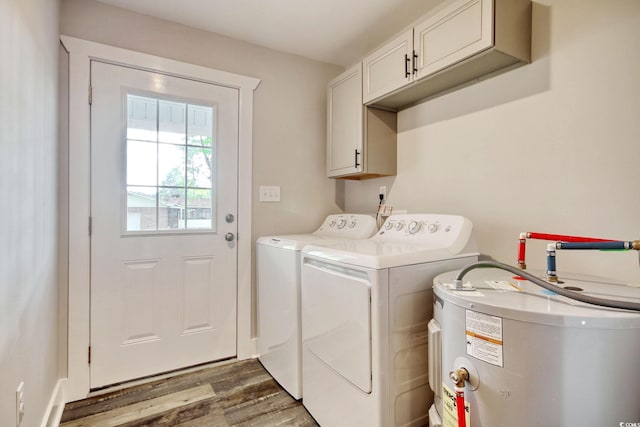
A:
127;186;157;231
158;143;185;187
186;189;213;230
127;95;157;142
159;100;186;144
187;147;213;188
127;140;157;186
187;104;214;147
124;94;217;234
158;187;185;230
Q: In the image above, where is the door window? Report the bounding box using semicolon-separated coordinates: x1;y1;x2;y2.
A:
125;94;216;232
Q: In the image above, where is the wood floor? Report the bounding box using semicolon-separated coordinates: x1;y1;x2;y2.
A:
60;359;318;426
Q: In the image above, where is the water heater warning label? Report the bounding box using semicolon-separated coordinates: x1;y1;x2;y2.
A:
465;310;503;367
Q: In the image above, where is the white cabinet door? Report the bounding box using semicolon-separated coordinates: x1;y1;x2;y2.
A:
414;0;493;80
362;29;414;104
327;63;363;177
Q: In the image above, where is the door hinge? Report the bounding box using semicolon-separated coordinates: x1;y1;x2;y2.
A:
88;346;92;364
88;84;93;105
88;216;92;236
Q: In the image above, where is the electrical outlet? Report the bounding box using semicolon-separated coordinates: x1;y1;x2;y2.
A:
259;185;280;202
380;205;393;216
16;382;24;426
379;186;387;201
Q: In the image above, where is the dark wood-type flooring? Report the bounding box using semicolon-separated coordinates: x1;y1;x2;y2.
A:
60;359;319;426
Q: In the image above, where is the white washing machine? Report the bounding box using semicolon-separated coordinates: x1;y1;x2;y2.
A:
256;214;377;400
301;214;479;427
428;267;640;427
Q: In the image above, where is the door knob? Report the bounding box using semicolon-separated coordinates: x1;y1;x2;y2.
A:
225;232;235;242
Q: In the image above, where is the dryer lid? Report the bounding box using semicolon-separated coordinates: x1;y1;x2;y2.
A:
257;234;328;251
303;239;478;269
302;214;478;269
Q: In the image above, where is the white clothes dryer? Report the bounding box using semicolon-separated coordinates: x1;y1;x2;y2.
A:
256;214;377;400
301;214;479;427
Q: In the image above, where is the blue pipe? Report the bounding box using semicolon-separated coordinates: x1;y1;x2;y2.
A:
556;241;635;250
546;246;557;281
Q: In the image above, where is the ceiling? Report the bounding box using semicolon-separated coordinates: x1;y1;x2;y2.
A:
95;0;444;66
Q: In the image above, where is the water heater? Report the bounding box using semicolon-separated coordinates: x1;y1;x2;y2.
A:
428;268;640;427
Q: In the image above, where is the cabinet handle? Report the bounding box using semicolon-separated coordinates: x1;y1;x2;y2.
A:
404;54;410;78
413;50;418;75
354;149;361;168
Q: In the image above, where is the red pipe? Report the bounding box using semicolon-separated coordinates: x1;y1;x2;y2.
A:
517;232;617;271
456;389;467;427
517;237;527;268
526;232;615;243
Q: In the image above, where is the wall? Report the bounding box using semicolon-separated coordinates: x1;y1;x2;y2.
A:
58;43;70;380
60;0;344;234
0;0;61;425
59;0;343;339
345;0;640;283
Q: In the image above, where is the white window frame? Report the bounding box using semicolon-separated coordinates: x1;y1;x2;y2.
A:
61;35;260;402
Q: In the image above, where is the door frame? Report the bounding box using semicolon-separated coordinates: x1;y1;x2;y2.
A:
61;35;260;402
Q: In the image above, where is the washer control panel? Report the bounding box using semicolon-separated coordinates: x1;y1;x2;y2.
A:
314;214;378;239
375;214;473;250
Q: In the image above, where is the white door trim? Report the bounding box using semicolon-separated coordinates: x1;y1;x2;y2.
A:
61;35;260;402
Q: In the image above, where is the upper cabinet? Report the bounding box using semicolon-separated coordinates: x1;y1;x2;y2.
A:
327;64;363;178
362;29;414;105
329;0;530;179
363;0;531;110
327;64;397;179
413;0;493;79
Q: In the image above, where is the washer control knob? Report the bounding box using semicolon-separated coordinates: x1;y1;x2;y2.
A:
408;221;421;234
348;220;356;228
329;220;336;227
395;222;404;231
427;223;439;233
385;221;394;230
336;219;347;229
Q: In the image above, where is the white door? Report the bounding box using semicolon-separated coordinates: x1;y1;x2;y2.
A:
90;60;239;388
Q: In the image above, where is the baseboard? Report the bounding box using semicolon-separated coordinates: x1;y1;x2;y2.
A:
40;378;66;427
249;337;259;358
